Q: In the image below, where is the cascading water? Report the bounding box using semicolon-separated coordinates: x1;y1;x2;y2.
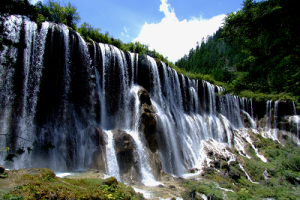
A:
127;86;159;186
0;16;299;183
105;130;121;180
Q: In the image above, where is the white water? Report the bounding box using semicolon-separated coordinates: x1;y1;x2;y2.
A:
56;172;74;178
240;129;267;162
239;164;259;184
127;86;160;186
105;130;121;181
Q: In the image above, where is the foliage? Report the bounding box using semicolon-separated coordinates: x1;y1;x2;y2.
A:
1;0;80;29
37;0;81;29
0;168;144;200
0;0;37;18
222;0;300;101
76;22;170;65
181;180;223;200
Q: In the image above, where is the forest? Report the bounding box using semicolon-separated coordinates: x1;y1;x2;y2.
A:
176;0;300;105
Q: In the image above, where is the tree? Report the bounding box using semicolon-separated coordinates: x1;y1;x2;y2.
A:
41;0;80;29
0;0;37;18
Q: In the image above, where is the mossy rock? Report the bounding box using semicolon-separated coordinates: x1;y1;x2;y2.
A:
102;177;118;187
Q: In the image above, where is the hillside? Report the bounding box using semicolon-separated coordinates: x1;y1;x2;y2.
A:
176;0;300;106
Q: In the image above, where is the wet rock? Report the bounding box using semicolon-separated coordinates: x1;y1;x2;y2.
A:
122;167;141;185
147;151;163;180
0;165;5;174
221;161;230;171
188;168;200;173
212;160;220;168
203;167;215;175
91;127;107;171
102;177;118;187
138;87;157;152
229;161;239;167
228;166;242;180
161;171;176;181
207;150;214;156
158;184;164;188
112;129;136;176
241;111;251;128
95;127;107;146
169;185;176;189
215;153;227;161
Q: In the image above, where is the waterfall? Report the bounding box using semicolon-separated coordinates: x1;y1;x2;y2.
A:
127;86;159;186
105;130;121;180
1;16;299;182
0;15;23;157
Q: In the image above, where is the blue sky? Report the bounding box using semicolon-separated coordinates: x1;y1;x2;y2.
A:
31;0;246;62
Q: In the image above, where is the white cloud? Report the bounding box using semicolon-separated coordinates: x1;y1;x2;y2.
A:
134;0;226;63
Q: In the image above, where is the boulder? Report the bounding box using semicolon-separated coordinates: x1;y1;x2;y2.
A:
211;160;220;168
169;185;176;189
0;165;5;174
228;166;242;180
112;129;136;176
102;177;118;187
188;168;200;173
203;167;215;175
91;127;107;171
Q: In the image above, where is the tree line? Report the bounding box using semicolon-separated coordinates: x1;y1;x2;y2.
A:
176;0;300;104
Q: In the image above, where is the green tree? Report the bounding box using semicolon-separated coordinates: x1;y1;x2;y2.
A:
222;0;300;98
42;0;80;29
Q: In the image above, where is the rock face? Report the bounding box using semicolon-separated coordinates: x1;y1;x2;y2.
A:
137;87;163;180
138;87;158;152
